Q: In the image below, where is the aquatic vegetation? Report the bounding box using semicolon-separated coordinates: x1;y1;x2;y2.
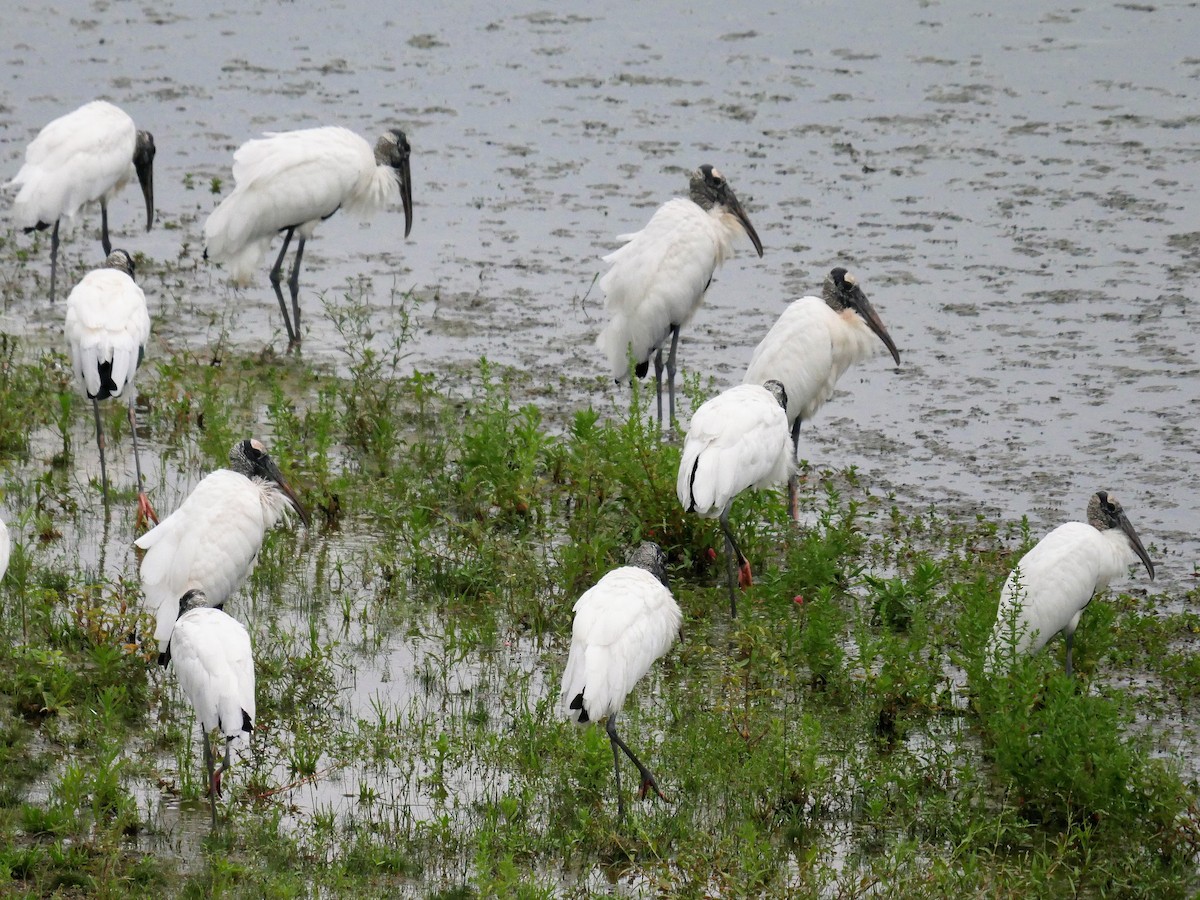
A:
0;316;1197;897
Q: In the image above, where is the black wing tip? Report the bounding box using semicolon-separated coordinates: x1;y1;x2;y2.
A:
569;692;589;723
241;710;254;734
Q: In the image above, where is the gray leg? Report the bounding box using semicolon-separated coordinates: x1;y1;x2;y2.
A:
1064;631;1074;678
287;238;306;343
606;714;666;823
652;345;665;427
268;228;298;343
49;219;61;302
608;719;625;821
665;325;680;427
100;199;112;256
719;508;746;619
128;402;157;525
201;725;217;828
92;398;109;503
788;418;802;522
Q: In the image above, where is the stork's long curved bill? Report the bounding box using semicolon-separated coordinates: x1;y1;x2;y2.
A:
848;285;901;365
264;458;311;528
726;192;763;258
135;157;154;232
399;155;413;239
1119;512;1155;580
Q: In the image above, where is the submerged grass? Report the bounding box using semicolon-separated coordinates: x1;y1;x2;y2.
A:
0;283;1198;897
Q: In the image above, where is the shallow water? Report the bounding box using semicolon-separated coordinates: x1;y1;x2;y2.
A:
3;0;1199;873
4;0;1196;593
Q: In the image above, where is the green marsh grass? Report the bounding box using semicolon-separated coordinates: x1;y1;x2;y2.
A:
0;299;1197;896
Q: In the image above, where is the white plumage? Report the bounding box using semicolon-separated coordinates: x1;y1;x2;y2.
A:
137;439;309;662
9;100;155;301
204;126;413;344
170;589;255;827
677;381;793;617
744;268;900;519
561;542;681;820
64;249;154;514
988;491;1155;676
596;164;763;425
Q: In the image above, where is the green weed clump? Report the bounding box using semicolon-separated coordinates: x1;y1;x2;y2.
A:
0;310;1196;897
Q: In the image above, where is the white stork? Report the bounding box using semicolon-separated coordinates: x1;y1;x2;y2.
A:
677;381;793;617
136;439;309;664
168;588;255;828
9;100;155;301
203;126;414;346
596;164;764;426
561;542;682;821
744;268;900;520
988;491;1155;676
64;248;155;520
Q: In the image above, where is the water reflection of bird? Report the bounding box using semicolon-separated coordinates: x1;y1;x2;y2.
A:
64;249;155;520
169;589;255;829
203;126;414;346
988;491;1155;676
743;268;900;520
137;439;309;665
677;381;792;617
596;164;764;426
9;100;155;302
561;542;681;821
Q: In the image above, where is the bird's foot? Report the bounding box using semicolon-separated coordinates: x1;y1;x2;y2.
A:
210;770;223;799
737;558;754;590
136;492;159;529
637;773;668;803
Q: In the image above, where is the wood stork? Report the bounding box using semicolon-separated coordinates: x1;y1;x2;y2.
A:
203;126;414;346
136;438;309;665
561;542;682;821
9;100;155;302
64;249;155;520
988;491;1155;676
168;588;255;828
743;268;900;520
677;381;793;617
596;164;764;426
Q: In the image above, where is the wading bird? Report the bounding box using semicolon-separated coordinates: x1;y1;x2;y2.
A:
169;589;255;828
596;164;764;426
561;542;682;821
203;126;414;346
64;249;155;520
988;491;1155;676
677;381;792;617
9;100;155;301
744;268;900;520
136;439;309;664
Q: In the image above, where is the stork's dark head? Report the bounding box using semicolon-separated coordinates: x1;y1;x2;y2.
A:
823;268;901;366
688;164;763;257
133;130;155;232
1088;490;1154;580
762;379;789;413
229;438;311;527
627;541;670;589
104;249;136;279
375;128;413;239
177;588;210;618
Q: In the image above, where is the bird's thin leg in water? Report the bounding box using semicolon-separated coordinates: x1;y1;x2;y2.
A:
100;199;111;256
201;726;217;828
608;720;626;821
49;220;60;302
288;238;306;344
268;228;298;344
652;345;665;427
607;715;667;818
92;398;109;503
128;403;158;526
665;325;680;427
720;508;752;618
788;418;803;522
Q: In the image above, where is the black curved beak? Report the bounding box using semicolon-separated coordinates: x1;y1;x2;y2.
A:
726;191;763;258
1119;512;1155;580
397;154;413;239
134;133;155;232
265;458;311;528
848;285;901;365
